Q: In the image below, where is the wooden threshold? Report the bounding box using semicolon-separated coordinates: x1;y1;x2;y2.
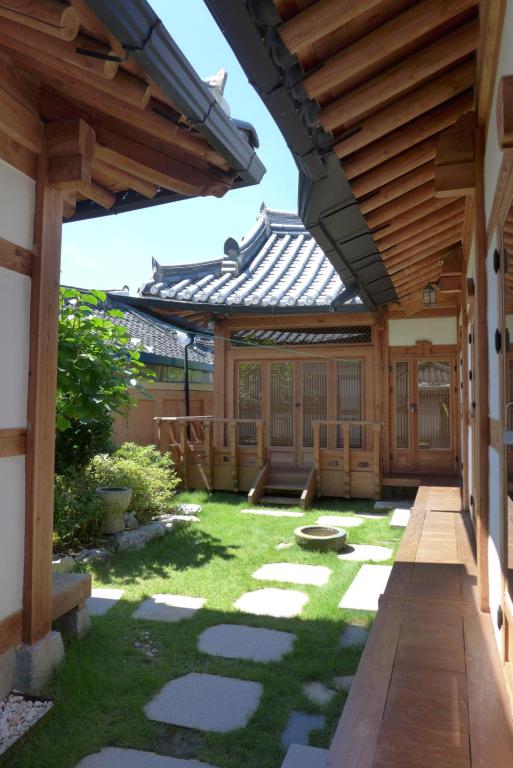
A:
329;484;513;768
383;473;460;488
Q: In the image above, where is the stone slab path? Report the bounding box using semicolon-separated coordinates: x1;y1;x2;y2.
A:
302;681;335;706
390;507;411;527
145;673;262;733
316;515;363;528
281;744;328;768
337;544;392;562
76;748;216;768
241;508;304;518
339;623;369;648
86;588;124;616
234;588;308;618
132;594;205;623
252;563;331;586
198;624;296;662
374;499;411;510
332;675;354;692
281;711;326;749
339;565;392;611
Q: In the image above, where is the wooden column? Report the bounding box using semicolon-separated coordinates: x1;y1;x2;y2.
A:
23;150;63;644
229;420;239;493
342;423;351;499
474;126;490;612
313;423;321;494
213;319;226;448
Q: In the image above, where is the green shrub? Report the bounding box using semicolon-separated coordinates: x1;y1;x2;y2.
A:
54;468;103;550
89;443;179;524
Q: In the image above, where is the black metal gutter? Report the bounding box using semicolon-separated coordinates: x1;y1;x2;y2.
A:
74;0;265;220
204;0;397;310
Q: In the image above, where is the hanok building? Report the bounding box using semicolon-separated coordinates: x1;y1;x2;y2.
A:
141;0;513;763
0;0;263;697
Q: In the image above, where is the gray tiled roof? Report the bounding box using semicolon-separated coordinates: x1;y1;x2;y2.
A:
98;299;213;369
140;207;360;309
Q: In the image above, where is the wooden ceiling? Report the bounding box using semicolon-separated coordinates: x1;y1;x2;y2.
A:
0;0;237;218
274;0;479;313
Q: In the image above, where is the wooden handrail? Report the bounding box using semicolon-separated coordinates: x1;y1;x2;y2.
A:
154;416;264;425
311;419;382;427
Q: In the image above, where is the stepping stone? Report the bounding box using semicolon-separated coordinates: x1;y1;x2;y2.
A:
234;588;308;618
281;744;329;768
145;673;262;732
241;508;304;518
339;565;392;611
331;675;355;692
75;748;216;767
198;624;296;662
337;544;392;562
356;512;388;519
339;624;369;648
390;507;411;527
316;515;363;528
302;681;335;706
132;594;205;623
86;588;124;616
252;563;331;586
276;542;293;550
281;711;326;749
375;499;410;510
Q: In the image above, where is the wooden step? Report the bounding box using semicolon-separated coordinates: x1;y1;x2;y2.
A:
265;481;304;493
258;495;301;506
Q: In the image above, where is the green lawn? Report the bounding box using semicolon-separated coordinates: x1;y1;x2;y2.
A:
5;492;403;768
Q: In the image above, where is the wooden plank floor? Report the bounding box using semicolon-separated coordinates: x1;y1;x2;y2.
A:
329;485;513;768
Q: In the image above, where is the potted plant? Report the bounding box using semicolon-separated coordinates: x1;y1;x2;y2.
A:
95;486;132;534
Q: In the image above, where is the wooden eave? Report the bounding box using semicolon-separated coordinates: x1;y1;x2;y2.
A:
0;0;264;220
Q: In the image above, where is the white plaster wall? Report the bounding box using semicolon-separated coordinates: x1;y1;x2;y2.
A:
0;159;34;622
484;0;513;224
487;232;500;420
488;445;503;644
0;457;26;619
388;317;457;346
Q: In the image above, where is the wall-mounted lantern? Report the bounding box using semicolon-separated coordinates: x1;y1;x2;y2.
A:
423;282;437;306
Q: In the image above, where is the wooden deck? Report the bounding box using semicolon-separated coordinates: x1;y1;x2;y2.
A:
330;485;513;768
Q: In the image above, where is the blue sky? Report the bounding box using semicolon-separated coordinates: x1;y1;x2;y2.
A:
60;0;298;292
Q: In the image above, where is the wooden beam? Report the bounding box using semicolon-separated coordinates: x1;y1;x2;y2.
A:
304;0;477;99
385;228;463;271
0;80;43;154
351;137;438;198
360;165;435;215
320;22;478;132
0;0;79;41
0;237;32;276
95;128;230;198
77;180;115;209
438;274;462;292
91;159;158;199
277;0;382;55
435;111;476;197
0;23;151;110
24;151;63;645
0;427;26;457
382;222;464;265
496;75;513;149
368;196;455;236
377;201;465;251
341;91;474;175
332;58;476;155
367;183;437;229
476;0;506;128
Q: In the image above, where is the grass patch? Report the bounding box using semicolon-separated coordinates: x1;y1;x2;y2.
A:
5;492;403;768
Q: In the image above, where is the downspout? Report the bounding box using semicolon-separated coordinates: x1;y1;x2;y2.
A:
183;334;194;439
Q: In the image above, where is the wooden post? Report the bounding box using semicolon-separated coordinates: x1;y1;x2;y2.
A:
179;421;189;489
342;422;351;499
23;150;63;644
229;420;239;492
213;320;226;448
256;421;265;469
204;421;213;492
373;424;382;499
313;422;321;495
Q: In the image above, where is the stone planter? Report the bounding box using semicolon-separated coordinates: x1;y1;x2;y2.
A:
96;487;132;535
294;525;347;552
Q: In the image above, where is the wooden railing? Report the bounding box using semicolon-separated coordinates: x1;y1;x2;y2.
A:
154;416;266;492
312;420;382;499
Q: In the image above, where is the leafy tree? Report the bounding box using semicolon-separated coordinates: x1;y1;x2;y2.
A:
56;287;152;472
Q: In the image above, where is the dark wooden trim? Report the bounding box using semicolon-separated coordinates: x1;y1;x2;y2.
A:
0;610;22;655
0;237;32;277
0;130;37;179
0;427;26;458
23;152;63;645
489;416;502;452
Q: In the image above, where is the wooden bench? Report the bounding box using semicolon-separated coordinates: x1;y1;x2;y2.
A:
51;572;91;623
329;485;513;768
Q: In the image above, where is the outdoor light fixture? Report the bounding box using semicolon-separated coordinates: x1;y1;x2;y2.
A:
423;282;437;306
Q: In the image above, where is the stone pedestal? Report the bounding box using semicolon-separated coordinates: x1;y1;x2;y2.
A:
54;605;91;640
14;631;65;694
0;646;15;700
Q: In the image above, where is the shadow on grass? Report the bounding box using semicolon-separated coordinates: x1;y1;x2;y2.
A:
87;524;240;584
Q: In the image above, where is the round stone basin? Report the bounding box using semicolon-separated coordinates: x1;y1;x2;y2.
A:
294;525;347;552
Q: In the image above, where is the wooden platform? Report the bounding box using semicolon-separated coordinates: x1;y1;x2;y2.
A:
382;473;460;488
51;572;91;623
330;485;513;768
